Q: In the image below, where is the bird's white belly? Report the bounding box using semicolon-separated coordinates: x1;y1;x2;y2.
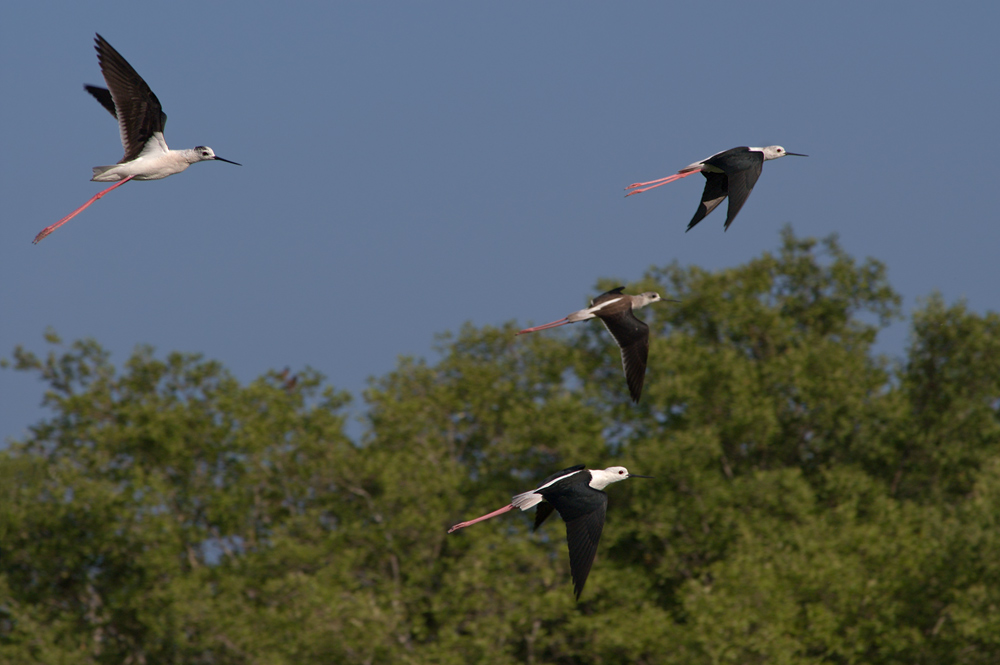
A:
91;155;190;182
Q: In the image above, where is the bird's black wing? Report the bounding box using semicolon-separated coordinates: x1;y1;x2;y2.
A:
601;313;650;403
533;502;555;531
687;171;728;231
721;153;764;230
619;323;649;403
93;34;168;163
84;85;117;119
561;493;608;599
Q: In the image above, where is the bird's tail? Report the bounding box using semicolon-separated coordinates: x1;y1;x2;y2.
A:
511;490;544;511
91;165;121;181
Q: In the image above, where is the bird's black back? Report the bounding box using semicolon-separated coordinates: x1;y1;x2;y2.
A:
532;464;585;530
591;286;626;307
537;464;586;487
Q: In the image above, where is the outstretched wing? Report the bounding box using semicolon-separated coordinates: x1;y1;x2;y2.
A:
600;312;650;403
533;503;555;531
561;494;607;599
687;171;728;231
93;34;168;163
84;85;118;119
721;153;764;230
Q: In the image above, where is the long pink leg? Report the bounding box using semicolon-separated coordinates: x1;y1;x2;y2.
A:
448;503;514;533
624;169;701;197
516;317;572;335
33;175;135;244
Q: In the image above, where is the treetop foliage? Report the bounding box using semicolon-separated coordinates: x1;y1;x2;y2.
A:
3;228;999;664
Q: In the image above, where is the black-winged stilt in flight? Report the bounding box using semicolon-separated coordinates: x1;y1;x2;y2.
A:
625;146;806;231
448;464;651;599
33;34;240;244
517;286;672;403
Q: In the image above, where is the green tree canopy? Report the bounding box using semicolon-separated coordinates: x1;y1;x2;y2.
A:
3;228;999;664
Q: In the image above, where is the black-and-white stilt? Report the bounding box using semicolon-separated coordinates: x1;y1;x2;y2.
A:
448;464;651;599
625;146;806;231
33;34;240;244
517;286;672;403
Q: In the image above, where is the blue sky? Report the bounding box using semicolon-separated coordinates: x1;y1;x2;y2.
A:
3;3;999;441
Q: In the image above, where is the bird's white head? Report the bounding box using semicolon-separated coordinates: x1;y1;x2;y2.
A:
188;146;242;166
633;292;662;309
588;466;652;490
760;145;808;161
633;291;682;310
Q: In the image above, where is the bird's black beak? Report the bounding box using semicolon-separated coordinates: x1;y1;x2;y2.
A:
785;152;808;157
628;474;653;479
214;156;242;166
